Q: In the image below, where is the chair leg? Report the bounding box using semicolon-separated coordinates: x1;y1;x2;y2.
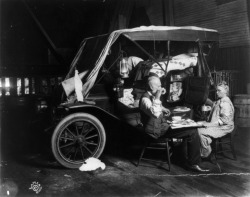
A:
137;138;172;171
230;138;237;160
209;153;222;173
214;134;237;161
214;140;218;159
165;139;171;171
217;138;225;157
137;144;147;167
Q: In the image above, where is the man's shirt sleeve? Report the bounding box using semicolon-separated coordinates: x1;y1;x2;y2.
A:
140;97;162;118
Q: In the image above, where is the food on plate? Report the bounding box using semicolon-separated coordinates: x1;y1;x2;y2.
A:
173;106;190;112
171;119;195;125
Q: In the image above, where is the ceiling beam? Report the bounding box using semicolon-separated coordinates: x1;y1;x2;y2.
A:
22;0;66;66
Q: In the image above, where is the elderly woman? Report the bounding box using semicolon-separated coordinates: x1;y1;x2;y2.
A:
198;81;235;158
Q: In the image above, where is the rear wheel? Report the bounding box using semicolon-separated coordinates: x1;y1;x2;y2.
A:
51;113;106;168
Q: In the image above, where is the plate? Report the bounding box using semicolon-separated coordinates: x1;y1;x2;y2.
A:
173;107;190;112
171;120;204;129
172;119;184;124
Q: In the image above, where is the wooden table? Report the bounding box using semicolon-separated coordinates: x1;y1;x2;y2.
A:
170;119;204;129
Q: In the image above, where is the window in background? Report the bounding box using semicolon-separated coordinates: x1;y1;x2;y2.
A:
41;78;48;95
31;78;35;94
50;77;55;91
25;78;29;94
5;78;10;96
0;78;2;96
17;78;22;95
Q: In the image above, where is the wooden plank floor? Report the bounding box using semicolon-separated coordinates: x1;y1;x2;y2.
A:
1;126;250;196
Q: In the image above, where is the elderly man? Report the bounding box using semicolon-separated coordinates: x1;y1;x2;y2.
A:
139;75;209;172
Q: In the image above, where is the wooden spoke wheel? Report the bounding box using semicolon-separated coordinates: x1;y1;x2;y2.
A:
51;113;106;168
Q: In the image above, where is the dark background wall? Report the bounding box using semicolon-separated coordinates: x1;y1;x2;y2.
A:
0;0;110;76
172;0;250;88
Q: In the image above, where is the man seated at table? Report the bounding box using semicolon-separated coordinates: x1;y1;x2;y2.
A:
139;75;209;172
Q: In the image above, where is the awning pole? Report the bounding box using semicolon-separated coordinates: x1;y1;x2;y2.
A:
122;35;166;72
165;40;171;75
95;54;122;84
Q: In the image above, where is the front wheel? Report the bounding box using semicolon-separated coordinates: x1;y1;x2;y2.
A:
51;113;106;168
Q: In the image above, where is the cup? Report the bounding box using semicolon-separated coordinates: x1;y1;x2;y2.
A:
172;116;182;121
161;88;166;95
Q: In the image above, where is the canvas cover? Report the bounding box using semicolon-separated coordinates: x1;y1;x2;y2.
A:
61;26;219;99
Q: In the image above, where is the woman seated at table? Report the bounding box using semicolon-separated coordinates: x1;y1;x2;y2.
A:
198;81;235;158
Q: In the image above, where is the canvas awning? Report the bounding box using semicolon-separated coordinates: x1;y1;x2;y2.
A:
61;26;219;99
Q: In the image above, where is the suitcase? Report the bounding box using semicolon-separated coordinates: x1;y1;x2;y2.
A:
184;76;210;105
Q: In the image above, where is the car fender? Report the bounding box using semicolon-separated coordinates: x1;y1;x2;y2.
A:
59;103;120;126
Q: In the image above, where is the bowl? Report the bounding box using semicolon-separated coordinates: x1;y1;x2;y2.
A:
172;116;182;121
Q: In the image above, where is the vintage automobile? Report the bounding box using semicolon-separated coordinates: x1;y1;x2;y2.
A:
50;26;219;168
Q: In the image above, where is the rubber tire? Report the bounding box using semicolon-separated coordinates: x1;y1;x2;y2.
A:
51;113;106;168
